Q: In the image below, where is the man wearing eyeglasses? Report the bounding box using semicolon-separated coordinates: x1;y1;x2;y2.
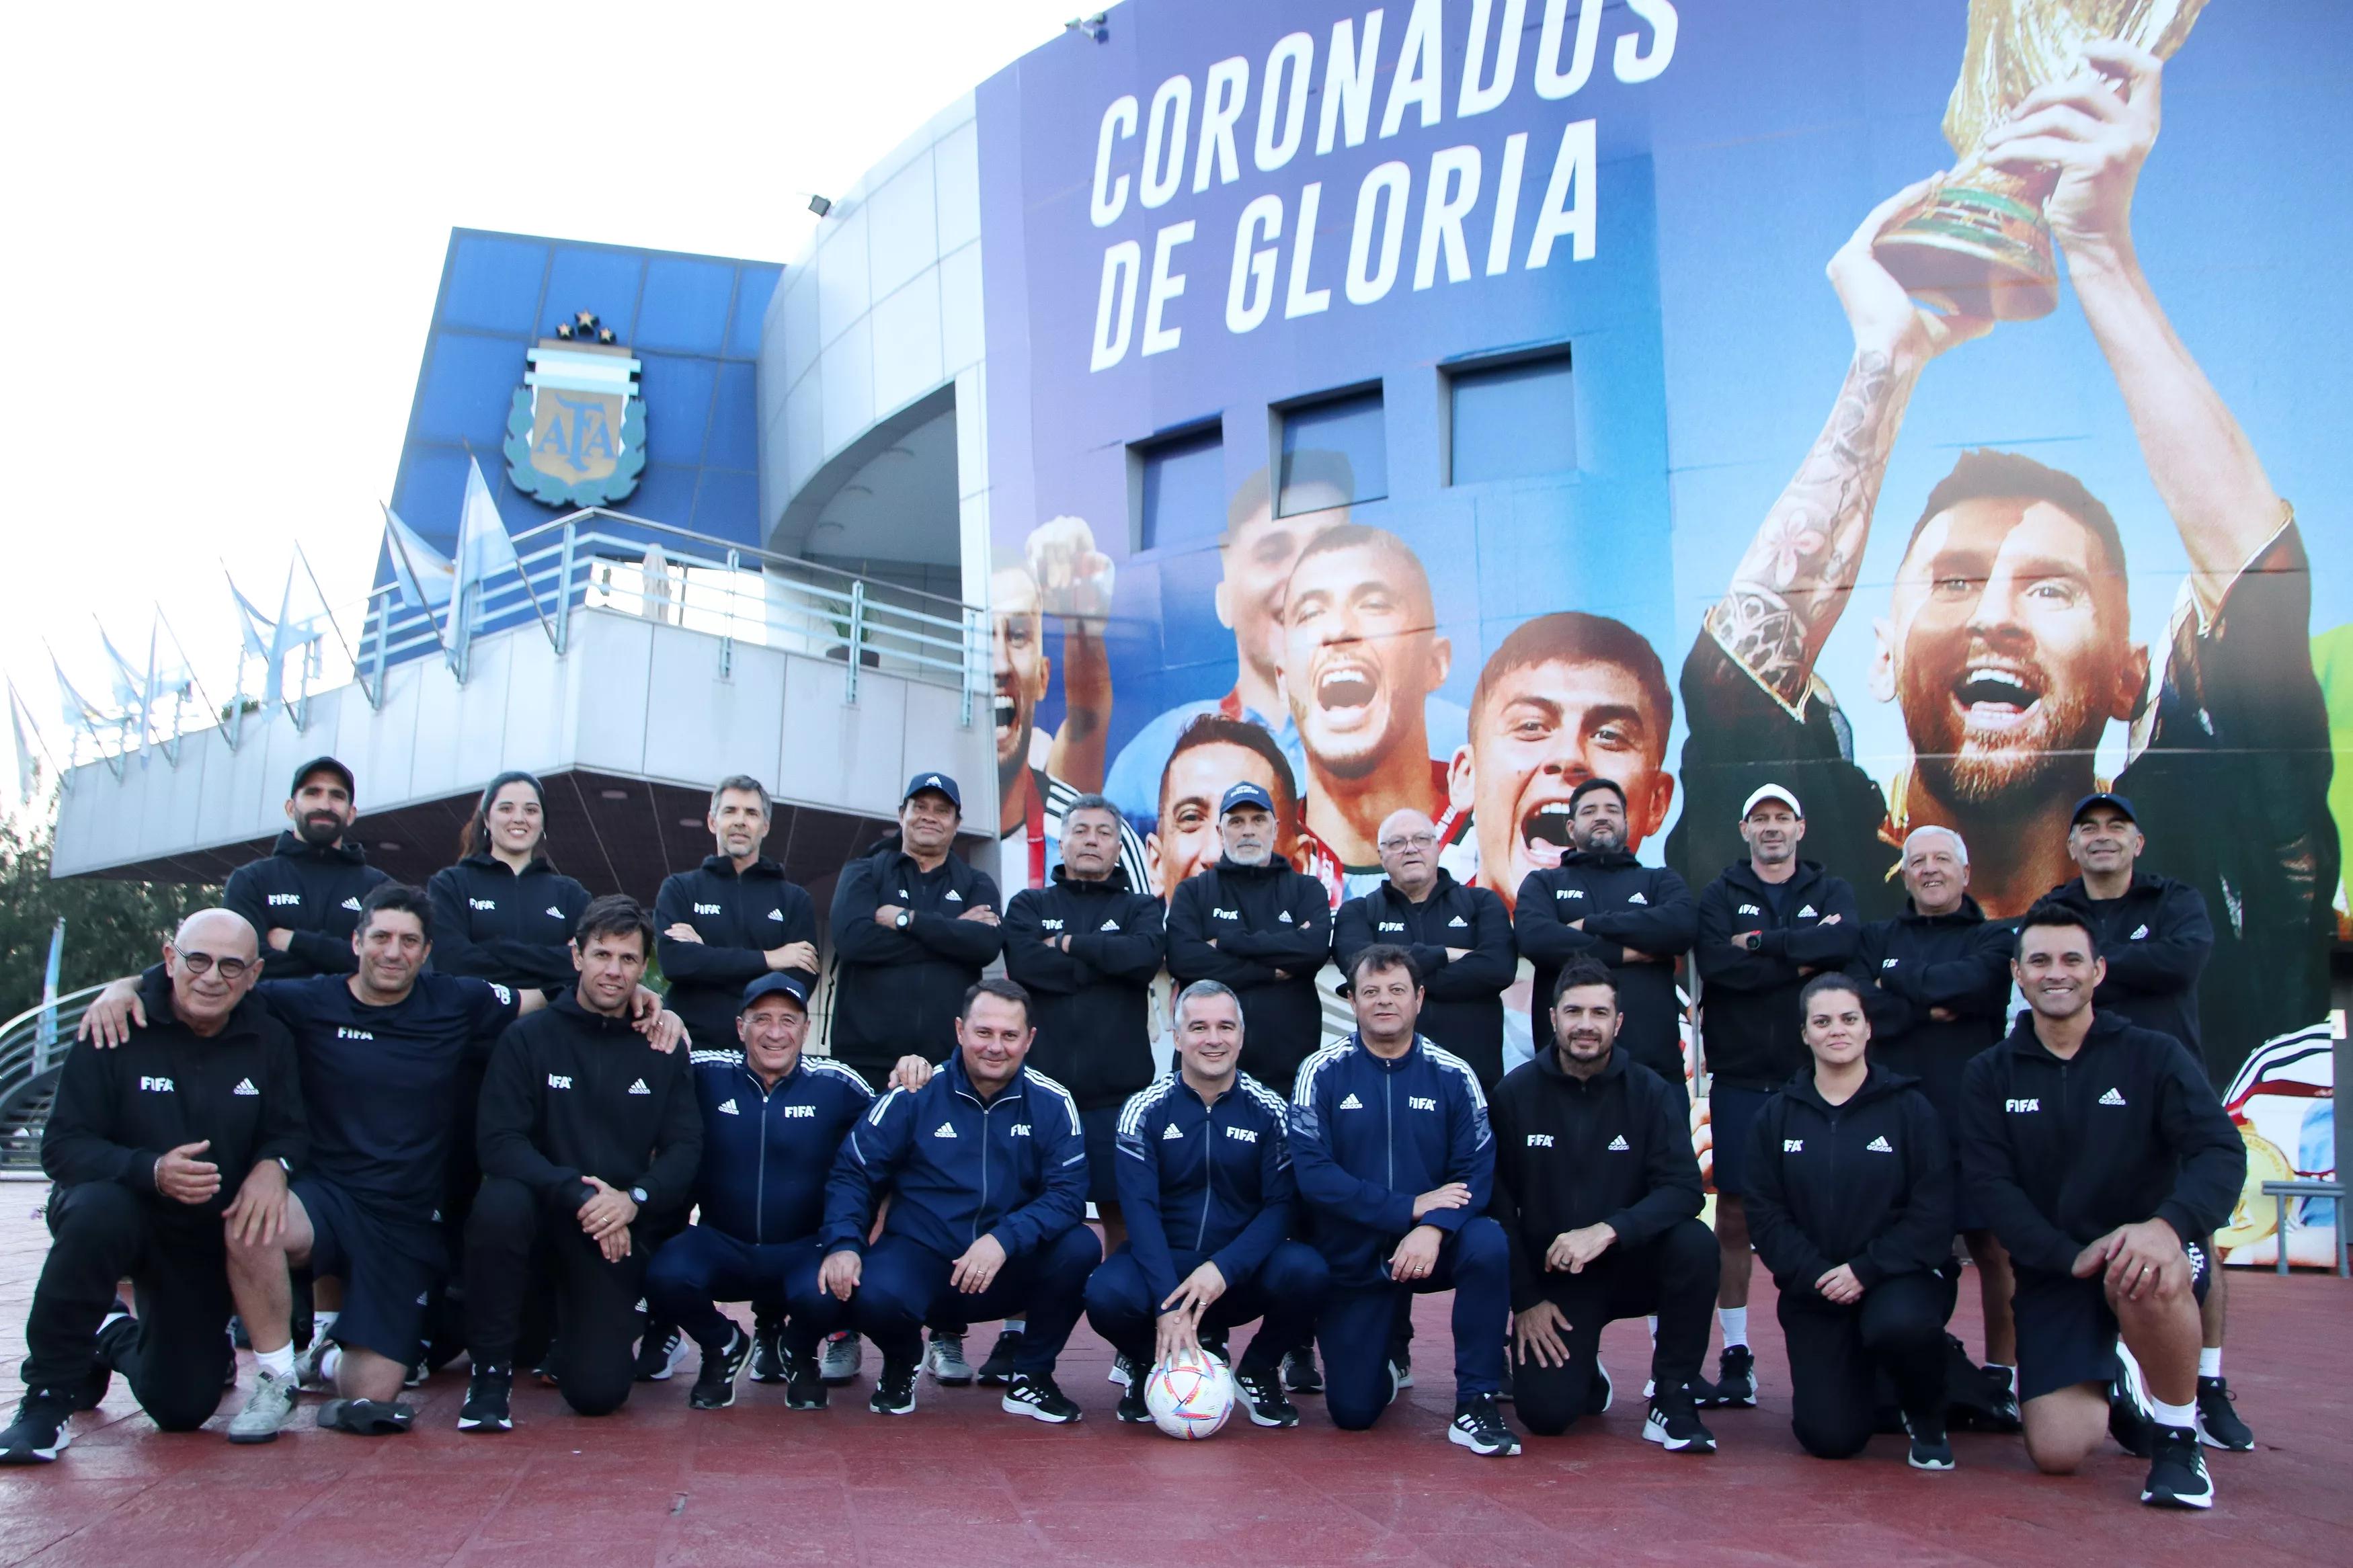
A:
3;911;306;1464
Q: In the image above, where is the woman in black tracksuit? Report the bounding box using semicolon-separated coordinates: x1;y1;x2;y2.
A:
1745;973;1958;1469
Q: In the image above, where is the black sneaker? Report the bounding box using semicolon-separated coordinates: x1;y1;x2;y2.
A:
2141;1423;2215;1509
1233;1364;1300;1428
2108;1348;2155;1459
1497;1358;1514;1404
317;1397;415;1436
1705;1346;1757;1408
1106;1352;1136;1389
975;1329;1025;1387
690;1328;754;1411
1642;1387;1717;1454
2196;1375;2254;1451
0;1390;76;1464
457;1367;513;1433
531;1342;561;1387
1002;1373;1082;1424
633;1326;686;1382
1115;1385;1152;1424
869;1358;918;1416
1281;1346;1324;1395
1199;1331;1230;1366
1904;1410;1956;1471
1587;1360;1613;1416
1979;1362;2022;1433
748;1319;787;1384
1391;1347;1414;1389
782;1346;828;1411
1447;1393;1521;1456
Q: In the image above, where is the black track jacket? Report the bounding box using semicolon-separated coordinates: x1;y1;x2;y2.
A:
1166;854;1333;1092
654;856;820;1055
1853;897;2013;1124
427;854;592;993
223;833;389;981
1743;1065;1954;1301
827;833;1004;1079
1693;860;1861;1091
1514;852;1696;1082
1002;864;1166;1112
2042;873;2213;1054
1334;870;1515;1087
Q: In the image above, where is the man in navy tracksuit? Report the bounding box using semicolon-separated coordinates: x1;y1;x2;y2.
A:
1960;903;2243;1510
1333;808;1515;1089
1291;944;1519;1456
1166;782;1334;1094
645;973;876;1411
1854;825;2020;1424
1084;979;1328;1429
820;977;1098;1423
1691;782;1860;1405
1513;778;1697;1098
222;757;389;981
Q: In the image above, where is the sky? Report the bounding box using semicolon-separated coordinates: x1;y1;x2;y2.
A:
0;0;1078;799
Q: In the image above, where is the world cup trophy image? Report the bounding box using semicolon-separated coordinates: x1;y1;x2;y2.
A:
1874;0;2207;320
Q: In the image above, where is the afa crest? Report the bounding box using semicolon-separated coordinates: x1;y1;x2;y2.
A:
504;311;647;507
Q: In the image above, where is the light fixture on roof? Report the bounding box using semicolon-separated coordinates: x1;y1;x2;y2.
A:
807;194;832;218
1066;13;1108;42
600;788;630;800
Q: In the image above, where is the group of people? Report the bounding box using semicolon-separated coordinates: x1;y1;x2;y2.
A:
1;739;2257;1510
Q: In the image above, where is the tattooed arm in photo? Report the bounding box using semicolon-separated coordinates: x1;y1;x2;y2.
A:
1706;179;1994;712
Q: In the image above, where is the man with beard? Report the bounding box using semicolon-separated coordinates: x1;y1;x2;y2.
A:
1692;784;1861;1408
1144;714;1300;899
1670;50;2333;1088
1334;809;1515;1090
223;757;389;981
1513;778;1696;1104
990;523;1148;894
1853;825;2020;1428
1279;526;1459;907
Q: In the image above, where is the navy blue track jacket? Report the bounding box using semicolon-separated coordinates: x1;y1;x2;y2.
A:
820;1054;1086;1263
1113;1071;1295;1313
687;1048;874;1245
1289;1033;1494;1287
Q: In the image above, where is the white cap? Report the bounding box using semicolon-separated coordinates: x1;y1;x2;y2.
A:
1739;782;1803;819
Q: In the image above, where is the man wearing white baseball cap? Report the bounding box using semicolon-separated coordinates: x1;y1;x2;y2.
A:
1692;782;1861;1407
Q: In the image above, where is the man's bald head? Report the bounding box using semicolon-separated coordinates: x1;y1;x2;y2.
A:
1375;807;1442;900
175;908;260;957
165;907;262;1035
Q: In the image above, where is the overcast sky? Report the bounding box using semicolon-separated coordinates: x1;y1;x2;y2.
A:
1;0;1075;796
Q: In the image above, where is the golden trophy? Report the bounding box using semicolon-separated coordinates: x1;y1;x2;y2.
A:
1874;0;2208;321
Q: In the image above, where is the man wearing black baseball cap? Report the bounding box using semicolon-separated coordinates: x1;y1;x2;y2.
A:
222;757;389;981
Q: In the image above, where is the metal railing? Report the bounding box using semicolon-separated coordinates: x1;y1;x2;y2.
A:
48;510;989;772
0;984;104;1171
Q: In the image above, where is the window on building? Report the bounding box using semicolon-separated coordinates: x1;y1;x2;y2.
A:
1278;384;1385;515
1133;423;1225;552
1447;347;1574;486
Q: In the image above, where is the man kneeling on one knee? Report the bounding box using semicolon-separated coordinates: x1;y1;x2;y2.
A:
1490;960;1718;1453
819;977;1099;1423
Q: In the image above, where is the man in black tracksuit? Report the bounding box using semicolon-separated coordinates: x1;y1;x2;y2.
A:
1166;782;1333;1094
223;756;389;981
3;911;305;1462
1745;975;1956;1467
828;772;1006;1087
1514;778;1697;1100
462;898;702;1429
1960;903;2243;1508
1691;784;1860;1405
1490;959;1717;1451
1002;795;1166;1243
655;775;820;1055
1334;807;1515;1089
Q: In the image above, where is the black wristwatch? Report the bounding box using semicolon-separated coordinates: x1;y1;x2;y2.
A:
630;1186;649;1206
1743;932;1764;952
893;909;914;931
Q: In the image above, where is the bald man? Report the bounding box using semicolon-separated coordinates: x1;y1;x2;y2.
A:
5;912;307;1462
1333;809;1515;1091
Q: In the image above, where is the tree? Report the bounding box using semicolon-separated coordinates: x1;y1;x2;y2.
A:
0;792;219;1026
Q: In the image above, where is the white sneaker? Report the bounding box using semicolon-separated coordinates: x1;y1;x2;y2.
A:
1107;1353;1135;1389
293;1338;340;1392
924;1331;974;1385
820;1332;863;1385
227;1369;300;1445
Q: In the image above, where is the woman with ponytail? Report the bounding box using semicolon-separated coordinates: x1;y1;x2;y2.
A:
426;772;594;991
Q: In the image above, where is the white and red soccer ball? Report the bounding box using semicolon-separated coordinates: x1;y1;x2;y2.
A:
1143;1349;1234;1440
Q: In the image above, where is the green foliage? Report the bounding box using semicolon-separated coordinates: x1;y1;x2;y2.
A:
0;794;219;1025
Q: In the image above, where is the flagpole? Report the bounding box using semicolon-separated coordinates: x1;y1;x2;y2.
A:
152;606;216;760
379;503;450;651
460;444;557;649
294;542;359;675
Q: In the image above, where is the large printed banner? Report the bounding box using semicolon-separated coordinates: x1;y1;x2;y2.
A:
973;0;2348;1264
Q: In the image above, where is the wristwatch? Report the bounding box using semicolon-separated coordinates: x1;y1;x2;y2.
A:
276;1156;294;1174
1743;932;1764;952
893;909;914;931
630;1186;649;1206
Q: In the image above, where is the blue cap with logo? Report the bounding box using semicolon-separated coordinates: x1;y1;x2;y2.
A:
739;973;811;1012
903;772;962;810
2070;791;2137;825
1219;781;1275;817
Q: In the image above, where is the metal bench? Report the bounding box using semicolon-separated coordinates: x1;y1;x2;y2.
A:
2258;1179;2349;1277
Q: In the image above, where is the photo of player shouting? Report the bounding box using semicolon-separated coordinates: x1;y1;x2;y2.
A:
1668;43;2334;1085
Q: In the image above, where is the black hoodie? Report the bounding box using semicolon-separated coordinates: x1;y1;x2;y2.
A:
427;854;593;993
2042;873;2213;1054
1334;869;1515;1087
1513;852;1697;1084
1959;1008;2244;1280
1853;897;2013;1126
1743;1065;1953;1301
42;966;307;1225
1693;859;1862;1091
654;856;820;1053
1486;1046;1702;1311
1002;864;1166;1112
827;833;1004;1079
475;989;703;1224
222;833;389;981
1166;854;1334;1093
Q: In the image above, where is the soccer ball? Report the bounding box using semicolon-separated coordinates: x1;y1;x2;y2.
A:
1143;1349;1234;1440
